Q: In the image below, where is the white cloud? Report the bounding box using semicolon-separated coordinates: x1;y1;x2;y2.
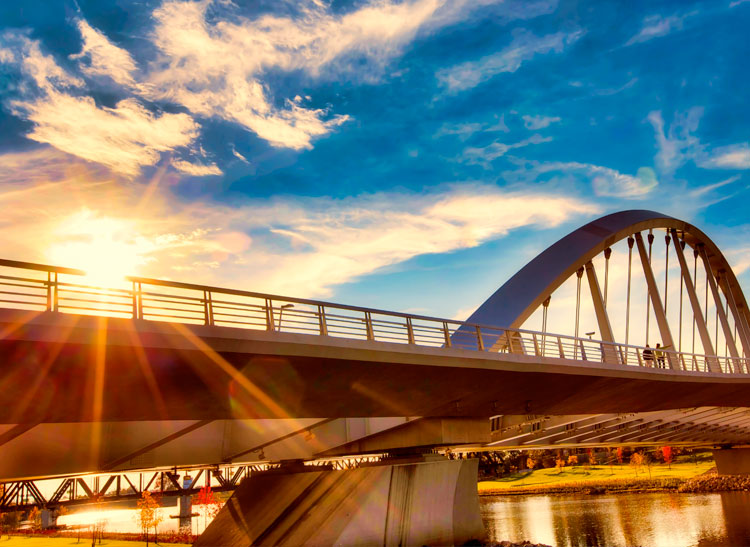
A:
141;0;507;150
522;114;560;130
172;159;223;176
71;20;137;86
463;134;552;165
522;161;658;198
15;95;198;176
437;29;582;93
0;149;598;298
625;13;691;46
730;0;750;7
647;108;703;175
2;33;199;176
689;176;741;198
700;143;750;169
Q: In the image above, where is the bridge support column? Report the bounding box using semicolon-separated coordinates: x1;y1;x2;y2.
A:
40;508;57;529
713;447;750;475
195;455;485;546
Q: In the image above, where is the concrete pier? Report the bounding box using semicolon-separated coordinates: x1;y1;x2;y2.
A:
714;447;750;475
195;455;484;546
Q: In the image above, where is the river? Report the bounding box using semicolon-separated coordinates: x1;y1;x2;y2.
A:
481;491;750;547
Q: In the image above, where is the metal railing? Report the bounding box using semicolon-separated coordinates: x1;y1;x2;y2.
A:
0;258;747;375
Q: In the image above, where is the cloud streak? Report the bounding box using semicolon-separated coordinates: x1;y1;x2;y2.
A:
0;148;598;298
437;29;582;93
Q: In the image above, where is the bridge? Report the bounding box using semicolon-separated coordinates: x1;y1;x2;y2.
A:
3;210;750;544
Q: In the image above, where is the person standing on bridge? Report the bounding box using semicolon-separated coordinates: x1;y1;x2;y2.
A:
655;343;671;368
643;344;654;367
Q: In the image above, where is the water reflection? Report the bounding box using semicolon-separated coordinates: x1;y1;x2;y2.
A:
481;492;750;547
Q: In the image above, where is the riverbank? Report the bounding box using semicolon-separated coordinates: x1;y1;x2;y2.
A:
478;460;715;496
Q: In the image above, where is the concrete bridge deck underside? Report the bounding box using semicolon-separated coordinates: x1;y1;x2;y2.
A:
3;309;750;425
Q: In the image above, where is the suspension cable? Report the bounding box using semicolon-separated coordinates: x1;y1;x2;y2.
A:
604;247;612;308
646;230;654;345
574;267;584;359
626;237;634;353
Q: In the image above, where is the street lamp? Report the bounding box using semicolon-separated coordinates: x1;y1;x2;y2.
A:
277;303;294;331
585;331;595;340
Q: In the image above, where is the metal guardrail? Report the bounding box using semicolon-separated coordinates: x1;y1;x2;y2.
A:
0;258;746;375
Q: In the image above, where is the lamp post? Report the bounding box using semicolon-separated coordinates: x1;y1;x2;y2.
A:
277;303;294;331
585;331;595;340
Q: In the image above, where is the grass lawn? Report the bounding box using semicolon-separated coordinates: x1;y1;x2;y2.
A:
478;459;715;493
0;537;191;546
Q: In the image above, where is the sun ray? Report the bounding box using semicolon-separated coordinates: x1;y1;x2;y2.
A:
168;322;299;423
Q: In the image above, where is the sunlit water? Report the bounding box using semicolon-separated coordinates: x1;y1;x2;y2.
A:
58;504;215;536
481;491;750;547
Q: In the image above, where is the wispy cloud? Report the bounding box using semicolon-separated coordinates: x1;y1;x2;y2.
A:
700;143;750;169
647;108;703;176
522;114;560;130
625;13;693;46
0;148;598;297
463;134;552;166
71;20;137;87
1;0;515;171
437;29;582;93
689;175;741;199
172;159;222;176
1;33;199;176
435;115;509;140
534;162;658;198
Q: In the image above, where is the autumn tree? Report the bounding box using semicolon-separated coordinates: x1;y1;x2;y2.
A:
567;454;579;466
193;485;223;533
616;446;624;464
526;456;536;471
136;491;163;546
661;446;674;469
555;458;565;473
629;452;644;477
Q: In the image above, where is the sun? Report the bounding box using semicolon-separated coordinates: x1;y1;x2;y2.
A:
48;209;149;285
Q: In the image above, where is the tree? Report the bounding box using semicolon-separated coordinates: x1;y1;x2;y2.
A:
555;458;565;474
616;446;624;464
193;485;222;533
661;446;674;469
526;456;536;471
27;507;41;530
567;454;579;466
630;452;644;477
136;491;163;546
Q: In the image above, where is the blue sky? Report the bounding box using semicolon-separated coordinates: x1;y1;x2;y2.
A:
1;0;749;322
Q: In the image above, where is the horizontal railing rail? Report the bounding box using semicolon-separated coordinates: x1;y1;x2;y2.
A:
0;260;746;375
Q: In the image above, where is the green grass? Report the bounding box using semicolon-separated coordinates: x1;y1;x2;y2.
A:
478;460;715;493
0;537;190;546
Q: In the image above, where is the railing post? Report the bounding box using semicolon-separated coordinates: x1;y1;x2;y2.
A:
46;272;52;311
137;282;143;320
204;290;214;326
532;333;540;356
364;312;374;341
579;340;587;361
557;337;565;358
318;305;327;336
53;272;59;312
265;299;275;331
406;317;415;344
132;281;139;319
475;326;484;351
443;322;451;348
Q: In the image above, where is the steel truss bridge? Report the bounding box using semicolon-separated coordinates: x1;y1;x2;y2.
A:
3;210;750;514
